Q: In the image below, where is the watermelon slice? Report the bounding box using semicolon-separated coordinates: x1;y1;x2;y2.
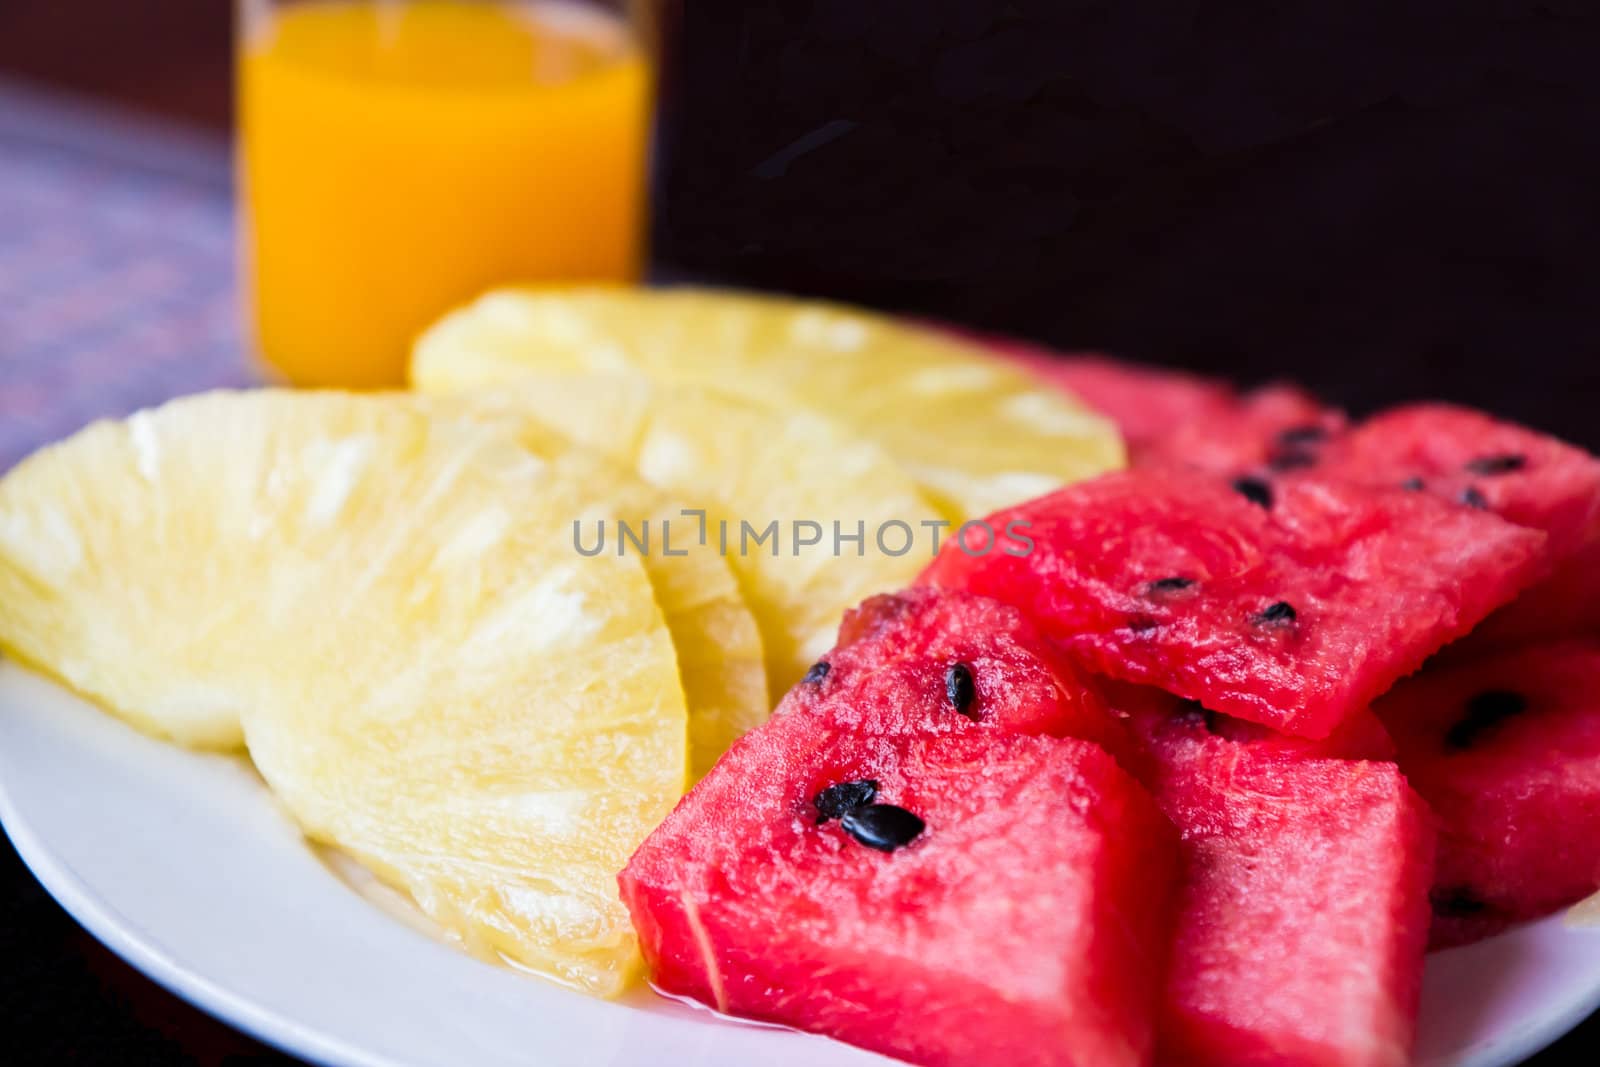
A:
1304;405;1600;653
1148;742;1434;1067
920;469;1547;738
1374;641;1600;946
790;588;1135;761
1462;540;1600;652
1101;683;1430;1067
1139;384;1348;476
1319;404;1600;562
1157;399;1600;652
1104;680;1395;765
621;714;1179;1067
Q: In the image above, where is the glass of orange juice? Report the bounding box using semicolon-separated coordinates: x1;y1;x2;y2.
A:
238;0;653;388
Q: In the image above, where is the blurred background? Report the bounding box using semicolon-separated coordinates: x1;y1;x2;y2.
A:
0;1;230;128
4;1;1599;440
3;0;1599;1062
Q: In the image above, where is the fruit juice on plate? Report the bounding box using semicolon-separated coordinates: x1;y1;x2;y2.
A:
239;0;651;388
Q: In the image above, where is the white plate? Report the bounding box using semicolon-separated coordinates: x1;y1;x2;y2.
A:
2;659;1598;1067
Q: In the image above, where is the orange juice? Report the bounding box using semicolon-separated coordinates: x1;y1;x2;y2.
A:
239;0;651;387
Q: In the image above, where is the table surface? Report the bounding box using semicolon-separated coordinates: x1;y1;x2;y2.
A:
0;79;1596;1067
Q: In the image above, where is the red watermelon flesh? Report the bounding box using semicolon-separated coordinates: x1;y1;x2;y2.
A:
1109;381;1600;651
1319;404;1600;562
1138;384;1348;476
1374;641;1600;947
1102;680;1396;766
1098;683;1431;1067
1135;399;1600;652
1148;746;1435;1067
1460;540;1600;653
1134;401;1600;565
1313;405;1600;653
786;588;1136;760
621;716;1179;1067
920;469;1547;738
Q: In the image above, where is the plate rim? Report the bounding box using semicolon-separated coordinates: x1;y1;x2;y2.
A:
0;779;394;1067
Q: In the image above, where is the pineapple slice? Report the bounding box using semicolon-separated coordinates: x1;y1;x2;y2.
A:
425;397;768;777
422;377;938;693
0;391;686;994
410;285;1125;520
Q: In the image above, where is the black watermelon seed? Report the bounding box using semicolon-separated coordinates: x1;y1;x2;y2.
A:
1276;424;1329;446
1146;576;1196;595
1465;453;1527;476
1267;448;1319;472
814;779;877;824
1231;476;1274;509
1401;477;1426;492
1176;698;1220;734
841;803;925;852
802;661;831;685
1460;486;1490;510
1445;689;1527;750
945;662;978;719
1126;613;1161;634
1431;886;1489;918
1252;601;1297;626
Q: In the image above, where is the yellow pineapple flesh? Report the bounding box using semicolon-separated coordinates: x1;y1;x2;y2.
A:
0;391;687;994
418;377;938;693
411;285;1125;520
424;396;768;777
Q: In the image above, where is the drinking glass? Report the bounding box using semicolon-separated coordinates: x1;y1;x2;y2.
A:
238;0;653;387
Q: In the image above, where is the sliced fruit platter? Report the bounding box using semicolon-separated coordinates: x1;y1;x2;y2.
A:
2;286;1599;1067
